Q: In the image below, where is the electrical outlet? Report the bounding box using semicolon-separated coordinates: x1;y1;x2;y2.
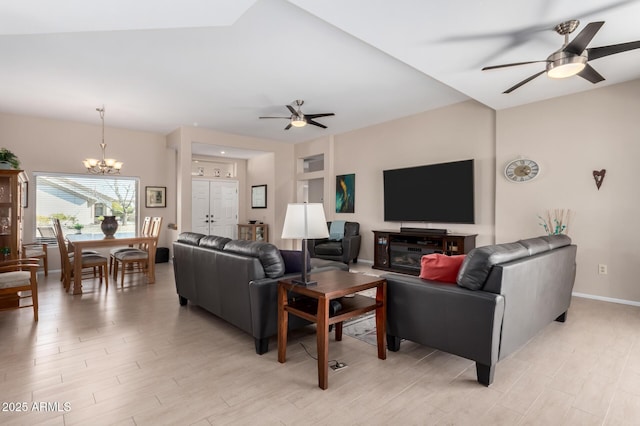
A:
598;264;608;275
331;362;348;371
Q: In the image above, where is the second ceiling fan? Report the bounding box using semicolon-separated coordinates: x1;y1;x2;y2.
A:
482;20;640;94
259;100;334;130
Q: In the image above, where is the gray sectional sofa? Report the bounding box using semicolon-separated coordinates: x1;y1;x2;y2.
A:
172;232;348;354
383;235;577;386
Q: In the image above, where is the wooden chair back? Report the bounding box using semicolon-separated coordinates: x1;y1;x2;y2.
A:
140;216;152;235
150;217;163;238
51;218;72;288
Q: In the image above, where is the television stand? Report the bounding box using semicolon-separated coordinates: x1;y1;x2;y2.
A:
372;229;477;275
400;227;447;235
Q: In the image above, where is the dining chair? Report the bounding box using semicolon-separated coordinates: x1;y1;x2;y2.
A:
22;242;48;276
109;216;151;275
112;217;162;286
0;259;39;321
51;218;109;291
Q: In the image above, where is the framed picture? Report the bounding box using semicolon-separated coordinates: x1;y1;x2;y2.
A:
21;181;28;208
145;186;166;208
336;174;355;213
251;184;267;208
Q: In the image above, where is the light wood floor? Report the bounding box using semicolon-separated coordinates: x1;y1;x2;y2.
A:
2;263;640;425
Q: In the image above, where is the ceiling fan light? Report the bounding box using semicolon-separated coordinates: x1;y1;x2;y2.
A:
291;117;307;127
546;52;588;79
548;62;586;79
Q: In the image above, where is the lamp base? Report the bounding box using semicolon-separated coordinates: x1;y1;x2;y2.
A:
291;279;317;287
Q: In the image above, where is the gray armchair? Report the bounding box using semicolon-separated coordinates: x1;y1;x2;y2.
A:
308;221;361;264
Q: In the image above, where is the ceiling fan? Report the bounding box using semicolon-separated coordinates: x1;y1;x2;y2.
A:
482;20;640;94
259;100;334;130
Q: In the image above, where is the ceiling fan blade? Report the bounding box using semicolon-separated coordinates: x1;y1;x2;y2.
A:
284;123;292;130
286;105;297;115
482;60;548;71
305;113;335;119
578;64;605;84
259;116;289;119
587;40;640;60
307;120;327;129
564;21;604;55
503;70;546;94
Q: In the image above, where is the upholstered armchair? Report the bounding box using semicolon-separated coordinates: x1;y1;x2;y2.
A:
307;221;361;264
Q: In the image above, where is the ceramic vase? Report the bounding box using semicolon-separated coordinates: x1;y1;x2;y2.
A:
101;216;118;237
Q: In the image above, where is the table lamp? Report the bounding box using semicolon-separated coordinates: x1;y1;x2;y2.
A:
281;203;329;286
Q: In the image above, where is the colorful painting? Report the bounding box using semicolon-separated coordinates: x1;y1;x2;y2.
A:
336;174;355;213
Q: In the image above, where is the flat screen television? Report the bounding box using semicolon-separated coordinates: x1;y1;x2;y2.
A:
383;159;475;223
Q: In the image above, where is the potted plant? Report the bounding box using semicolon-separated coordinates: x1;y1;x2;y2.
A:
0;148;20;169
73;223;84;234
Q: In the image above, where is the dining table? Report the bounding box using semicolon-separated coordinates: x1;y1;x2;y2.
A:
66;233;158;295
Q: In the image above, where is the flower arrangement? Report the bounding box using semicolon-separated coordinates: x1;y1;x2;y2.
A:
538;209;572;235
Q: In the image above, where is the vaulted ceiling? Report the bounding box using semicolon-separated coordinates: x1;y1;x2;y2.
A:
1;0;639;146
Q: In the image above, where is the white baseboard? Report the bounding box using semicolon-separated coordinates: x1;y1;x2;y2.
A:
572;292;640;307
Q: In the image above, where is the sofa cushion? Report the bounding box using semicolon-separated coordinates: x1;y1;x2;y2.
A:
419;254;466;284
457;242;529;290
223;240;285;278
280;250;311;274
199;235;232;250
314;241;343;256
518;237;550;256
541;234;572;250
177;232;206;246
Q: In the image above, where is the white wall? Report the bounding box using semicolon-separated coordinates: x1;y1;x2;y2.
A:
247;153;275;236
329;100;496;262
496;79;640;302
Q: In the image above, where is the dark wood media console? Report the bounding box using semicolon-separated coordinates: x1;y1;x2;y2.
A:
372;229;477;275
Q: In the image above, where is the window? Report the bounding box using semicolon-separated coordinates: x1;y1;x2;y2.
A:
34;173;139;242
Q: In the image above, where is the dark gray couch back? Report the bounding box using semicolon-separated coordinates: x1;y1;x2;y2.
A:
457;235;572;290
176;232;285;279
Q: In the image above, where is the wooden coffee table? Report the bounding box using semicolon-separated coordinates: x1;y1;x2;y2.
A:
277;269;387;390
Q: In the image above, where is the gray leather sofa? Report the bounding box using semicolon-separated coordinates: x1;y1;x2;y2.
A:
383;235;577;386
172;232;348;354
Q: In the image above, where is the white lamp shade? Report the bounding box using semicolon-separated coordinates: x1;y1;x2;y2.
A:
281;203;329;239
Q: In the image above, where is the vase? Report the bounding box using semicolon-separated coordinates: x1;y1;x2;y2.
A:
101;216;118;237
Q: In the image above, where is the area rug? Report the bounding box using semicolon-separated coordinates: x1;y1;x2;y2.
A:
342;313;377;346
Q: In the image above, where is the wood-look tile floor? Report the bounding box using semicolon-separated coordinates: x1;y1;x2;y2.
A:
2;263;640;425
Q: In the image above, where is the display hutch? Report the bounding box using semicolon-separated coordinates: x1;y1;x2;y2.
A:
0;169;27;261
237;223;269;242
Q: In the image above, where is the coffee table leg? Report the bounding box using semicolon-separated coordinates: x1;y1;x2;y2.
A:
277;285;288;363
317;297;329;389
375;282;387;360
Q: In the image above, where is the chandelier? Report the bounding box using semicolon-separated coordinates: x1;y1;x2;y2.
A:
83;106;123;174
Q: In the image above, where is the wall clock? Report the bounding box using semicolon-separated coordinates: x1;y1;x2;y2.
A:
504;158;540;183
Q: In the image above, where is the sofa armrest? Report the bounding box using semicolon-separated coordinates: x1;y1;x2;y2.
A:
341;234;361;262
383;273;504;367
248;274;314;341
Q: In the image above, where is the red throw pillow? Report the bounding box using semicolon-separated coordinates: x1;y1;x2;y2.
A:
419;253;466;284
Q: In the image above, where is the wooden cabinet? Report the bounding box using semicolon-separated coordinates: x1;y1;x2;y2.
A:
373;229;476;275
237;223;268;242
0;169;26;261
